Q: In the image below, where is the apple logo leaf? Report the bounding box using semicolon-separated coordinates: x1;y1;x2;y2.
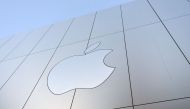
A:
47;42;115;95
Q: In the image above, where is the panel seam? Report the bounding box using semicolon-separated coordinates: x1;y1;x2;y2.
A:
0;25;53;90
21;19;75;109
69;12;97;109
146;0;190;64
120;5;135;109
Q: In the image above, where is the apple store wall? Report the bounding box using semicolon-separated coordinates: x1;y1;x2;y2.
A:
0;0;190;109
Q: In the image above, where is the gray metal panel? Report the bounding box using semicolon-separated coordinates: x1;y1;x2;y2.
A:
121;0;159;30
121;107;133;109
0;57;25;88
72;32;132;109
135;99;190;109
149;0;190;20
91;6;123;38
124;23;190;105
31;19;73;53
0;50;54;109
0;32;28;61
23;42;88;109
164;15;190;63
115;107;133;109
1;1;190;108
60;13;95;46
0;37;11;49
6;26;51;60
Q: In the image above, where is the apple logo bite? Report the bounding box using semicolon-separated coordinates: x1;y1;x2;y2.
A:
47;42;115;95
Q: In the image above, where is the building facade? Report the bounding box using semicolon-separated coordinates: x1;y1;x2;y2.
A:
0;0;190;109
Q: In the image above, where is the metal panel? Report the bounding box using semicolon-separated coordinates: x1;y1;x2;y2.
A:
0;32;28;61
0;37;11;49
23;42;88;109
125;23;190;105
0;50;54;109
164;15;190;63
60;13;95;46
31;19;73;53
135;99;190;109
116;107;133;109
91;6;123;38
6;26;51;60
149;0;190;20
0;57;25;88
72;32;132;109
121;0;159;30
121;107;133;109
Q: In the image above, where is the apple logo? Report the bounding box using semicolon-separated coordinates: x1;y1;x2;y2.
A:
47;42;115;95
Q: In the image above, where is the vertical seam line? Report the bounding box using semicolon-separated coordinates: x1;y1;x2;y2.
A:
70;12;97;109
120;5;135;109
146;0;190;64
21;19;75;109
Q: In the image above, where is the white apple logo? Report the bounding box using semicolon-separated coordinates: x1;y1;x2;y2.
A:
47;42;115;95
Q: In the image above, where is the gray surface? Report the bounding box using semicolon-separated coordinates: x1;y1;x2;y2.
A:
125;23;190;105
31;19;73;53
0;37;11;49
0;57;25;88
164;15;190;63
149;0;190;20
135;99;190;109
121;108;133;109
0;32;28;61
0;50;54;109
60;13;95;46
91;6;122;38
115;107;133;109
24;41;88;109
72;32;132;109
0;0;190;109
6;26;51;60
121;0;159;30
